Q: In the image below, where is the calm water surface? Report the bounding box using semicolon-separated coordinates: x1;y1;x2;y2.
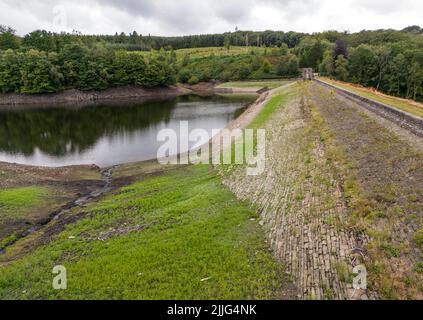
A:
0;95;256;167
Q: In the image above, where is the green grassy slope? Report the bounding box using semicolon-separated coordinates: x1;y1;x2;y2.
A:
175;46;266;59
0;187;50;223
0;165;287;300
217;80;291;90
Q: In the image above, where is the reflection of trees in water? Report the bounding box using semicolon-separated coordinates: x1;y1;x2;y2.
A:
0;99;178;156
0;95;254;157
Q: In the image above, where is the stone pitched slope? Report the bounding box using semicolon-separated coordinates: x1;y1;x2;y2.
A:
221;83;368;299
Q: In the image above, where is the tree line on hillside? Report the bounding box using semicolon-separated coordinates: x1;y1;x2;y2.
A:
0;27;307;52
2;26;421;53
282;31;423;100
317;39;423;101
0;43;176;94
0;25;422;100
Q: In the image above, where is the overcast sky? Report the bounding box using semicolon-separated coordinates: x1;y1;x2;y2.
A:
1;0;422;36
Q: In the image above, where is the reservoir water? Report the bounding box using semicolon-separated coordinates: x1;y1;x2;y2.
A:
0;94;256;167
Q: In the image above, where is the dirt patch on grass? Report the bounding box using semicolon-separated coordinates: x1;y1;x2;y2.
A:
179;82;218;95
0;162;102;188
0;162;104;248
83;224;147;242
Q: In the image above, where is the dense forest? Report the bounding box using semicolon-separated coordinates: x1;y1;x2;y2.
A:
0;25;422;100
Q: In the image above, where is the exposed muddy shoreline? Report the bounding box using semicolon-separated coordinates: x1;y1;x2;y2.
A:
0;83;221;106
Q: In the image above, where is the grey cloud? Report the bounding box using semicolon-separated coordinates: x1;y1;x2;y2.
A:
100;0;214;33
260;0;319;10
352;0;421;14
247;0;320;23
0;0;420;36
214;0;254;24
102;0;156;17
102;0;252;29
98;0;319;31
2;0;55;21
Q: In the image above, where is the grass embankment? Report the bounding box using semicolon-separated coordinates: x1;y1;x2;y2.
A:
319;77;423;118
249;84;298;129
235;82;298;152
217;80;291;91
0;86;292;299
218;82;298;171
